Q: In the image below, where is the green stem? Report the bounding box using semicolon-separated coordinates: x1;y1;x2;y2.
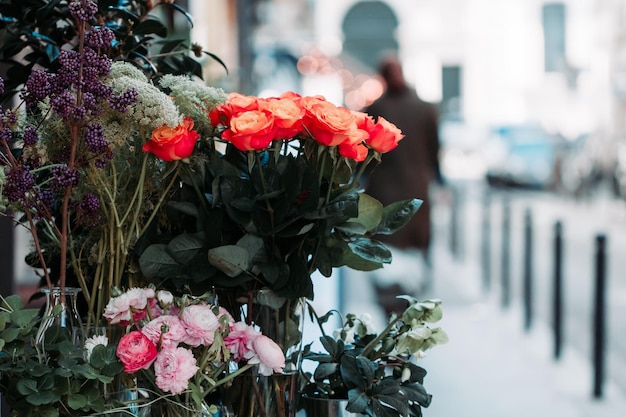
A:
254;151;275;231
348;151;376;190
361;315;400;358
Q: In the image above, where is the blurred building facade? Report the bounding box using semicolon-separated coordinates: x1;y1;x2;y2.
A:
202;0;626;143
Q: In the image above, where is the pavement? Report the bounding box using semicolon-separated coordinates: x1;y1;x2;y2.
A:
418;242;626;417
311;190;626;417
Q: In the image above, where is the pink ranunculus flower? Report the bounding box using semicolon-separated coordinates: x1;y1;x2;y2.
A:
224;322;261;361
181;304;220;347
154;346;199;394
116;331;158;373
103;292;132;325
124;288;149;310
246;334;285;376
141;315;187;349
133;297;162;323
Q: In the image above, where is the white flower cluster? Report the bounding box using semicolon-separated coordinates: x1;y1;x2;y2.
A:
104;62;181;130
159;74;227;136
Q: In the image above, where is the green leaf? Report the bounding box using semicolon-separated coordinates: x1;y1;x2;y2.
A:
313;362;338;380
16;379;38;396
347;238;392;264
67;393;87;409
38;373;56;391
316;192;359;221
349;193;383;231
319;335;338;357
1;327;20;343
10;308;39;328
37;406;59;417
340;354;375;390
2;294;24;311
370;400;399;417
0;312;7;330
167;233;204;264
371;199;422;235
346;388;369;413
236;233;265;261
134;19;167;37
208;245;249;277
375;393;409;416
167;200;199;217
139;244;182;279
27;390;59;405
402;383;432;407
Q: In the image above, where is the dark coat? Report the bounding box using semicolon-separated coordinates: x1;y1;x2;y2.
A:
365;88;441;252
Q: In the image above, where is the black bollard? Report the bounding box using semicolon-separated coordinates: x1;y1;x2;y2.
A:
501;197;511;308
592;234;607;399
522;208;533;331
481;191;491;292
552;221;563;360
450;185;459;259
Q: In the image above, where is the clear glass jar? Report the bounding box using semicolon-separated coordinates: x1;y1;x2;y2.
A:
35;286;84;346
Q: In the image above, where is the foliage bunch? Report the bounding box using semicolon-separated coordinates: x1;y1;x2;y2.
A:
301;297;448;417
0;295;122;417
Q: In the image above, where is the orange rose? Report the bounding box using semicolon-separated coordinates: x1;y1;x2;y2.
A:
209;93;260;127
338;136;369;162
301;97;357;146
222;109;276;151
143;117;199;161
227;92;260;113
260;96;304;139
366;116;404;153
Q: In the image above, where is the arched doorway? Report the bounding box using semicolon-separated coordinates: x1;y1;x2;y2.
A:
341;1;398;71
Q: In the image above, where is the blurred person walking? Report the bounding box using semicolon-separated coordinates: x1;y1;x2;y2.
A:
364;54;443;311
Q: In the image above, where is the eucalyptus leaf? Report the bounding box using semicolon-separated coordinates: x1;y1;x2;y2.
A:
167;200;200;217
207;245;249;277
167;233;204;264
139;244;182;279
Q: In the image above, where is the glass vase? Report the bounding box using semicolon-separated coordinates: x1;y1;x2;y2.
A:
222;289;305;417
35;286;84;347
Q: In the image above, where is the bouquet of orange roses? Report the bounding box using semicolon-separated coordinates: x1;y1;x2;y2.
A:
138;88;421;302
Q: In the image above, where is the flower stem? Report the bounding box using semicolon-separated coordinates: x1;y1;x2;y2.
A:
361;315;400;358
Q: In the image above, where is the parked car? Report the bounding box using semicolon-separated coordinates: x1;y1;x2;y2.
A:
484;124;562;190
